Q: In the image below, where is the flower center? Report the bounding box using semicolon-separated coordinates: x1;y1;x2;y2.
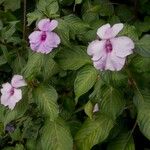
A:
41;32;47;41
105;40;112;53
10;88;14;96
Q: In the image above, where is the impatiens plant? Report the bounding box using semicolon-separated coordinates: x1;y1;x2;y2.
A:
0;0;150;150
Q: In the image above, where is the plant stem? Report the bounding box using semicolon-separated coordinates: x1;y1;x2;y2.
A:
23;0;27;40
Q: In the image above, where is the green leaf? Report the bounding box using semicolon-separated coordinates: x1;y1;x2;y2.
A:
0;44;10;63
119;24;138;41
0;0;4;5
82;12;99;24
0;20;3;30
55;46;91;70
75;113;114;150
64;14;90;37
134;90;150;140
87;0;114;16
74;65;98;100
100;71;127;87
89;78;103;103
0;105;5;123
115;5;133;22
55;19;70;46
0;55;7;66
107;133;135;150
33;85;59;120
135;35;150;57
22;53;44;79
46;1;59;17
26;139;37;150
75;0;82;4
1;22;17;40
131;55;150;72
84;101;93;119
100;87;125;119
134;18;150;36
27;10;43;26
22;118;41;139
14;144;24;150
3;0;21;11
10;127;21;141
37;0;59;17
42;55;60;81
40;118;73;150
11;56;26;73
2;147;15;150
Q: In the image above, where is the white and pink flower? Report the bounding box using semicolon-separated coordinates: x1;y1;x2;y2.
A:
87;23;134;71
29;19;60;54
0;75;27;110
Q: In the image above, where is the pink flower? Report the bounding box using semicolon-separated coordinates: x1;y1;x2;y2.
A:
29;19;60;54
0;75;27;110
87;23;134;71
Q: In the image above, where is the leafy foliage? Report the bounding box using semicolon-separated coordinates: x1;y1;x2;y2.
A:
0;0;150;149
75;114;114;150
100;86;125;119
74;65;98;101
33;84;59;120
40;118;73;150
107;132;135;150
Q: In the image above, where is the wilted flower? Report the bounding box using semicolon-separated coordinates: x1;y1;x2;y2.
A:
93;103;99;113
87;23;134;71
0;75;27;110
5;123;15;133
29;19;60;54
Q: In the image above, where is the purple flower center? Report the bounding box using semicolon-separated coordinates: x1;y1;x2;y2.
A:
105;40;112;53
10;88;14;96
41;32;47;41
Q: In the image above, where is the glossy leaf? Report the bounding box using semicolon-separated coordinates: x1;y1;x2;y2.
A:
33;85;59;120
107;133;135;150
40;118;73;150
55;46;91;70
74;65;98;100
135;35;150;57
75;113;114;150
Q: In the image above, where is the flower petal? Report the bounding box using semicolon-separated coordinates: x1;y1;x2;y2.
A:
93;54;107;71
97;23;111;39
105;53;126;71
11;75;27;88
35;32;60;54
36;43;53;54
1;83;12;94
1;85;12;107
111;23;123;37
87;40;106;61
30;43;41;51
46;32;61;48
8;89;22;110
104;54;115;71
38;19;58;31
1;93;9;106
111;36;134;58
48;20;58;31
93;53;126;71
97;23;123;39
28;31;41;44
